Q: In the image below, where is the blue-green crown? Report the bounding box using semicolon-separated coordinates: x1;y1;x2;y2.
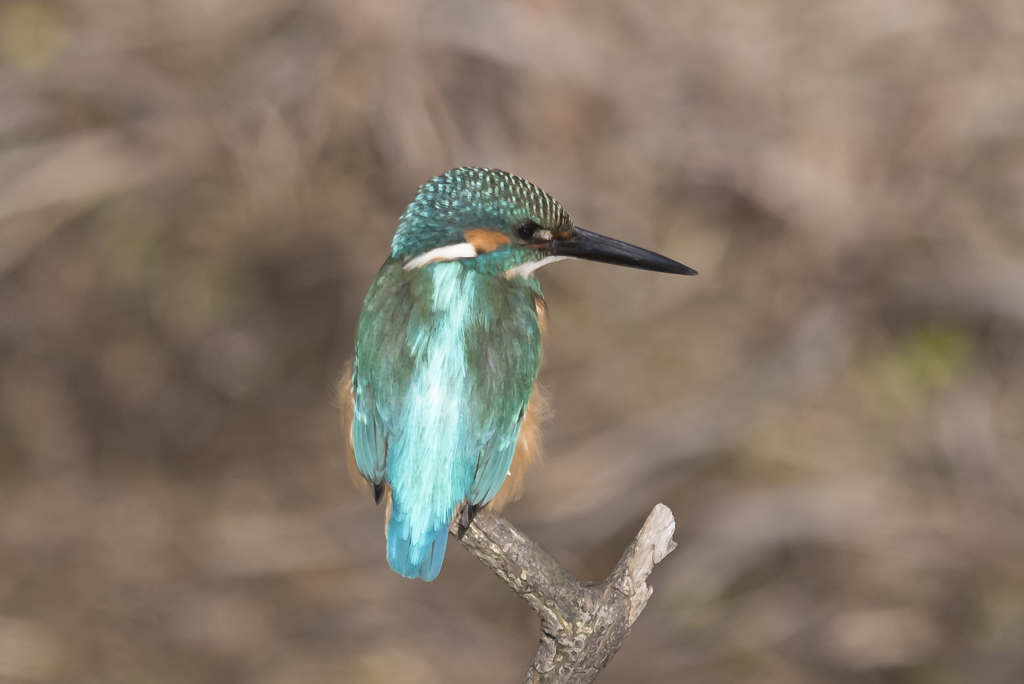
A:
391;167;572;258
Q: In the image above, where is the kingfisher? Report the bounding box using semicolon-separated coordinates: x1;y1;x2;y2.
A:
341;167;696;581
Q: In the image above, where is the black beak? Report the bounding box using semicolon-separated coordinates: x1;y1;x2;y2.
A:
546;227;697;276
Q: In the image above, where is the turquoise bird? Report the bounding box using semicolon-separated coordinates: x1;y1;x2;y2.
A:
341;167;695;581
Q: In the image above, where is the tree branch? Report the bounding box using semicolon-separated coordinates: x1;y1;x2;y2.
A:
450;504;677;683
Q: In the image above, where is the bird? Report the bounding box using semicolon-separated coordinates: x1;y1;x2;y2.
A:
340;167;696;581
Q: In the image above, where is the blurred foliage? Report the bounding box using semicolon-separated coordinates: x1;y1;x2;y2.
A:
867;325;975;414
0;1;65;72
1;0;1024;683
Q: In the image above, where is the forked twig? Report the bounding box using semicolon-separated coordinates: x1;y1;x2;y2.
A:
451;504;677;683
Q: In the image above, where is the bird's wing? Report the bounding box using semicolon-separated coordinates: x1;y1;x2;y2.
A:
351;368;389;485
349;259;417;487
488;380;549;510
465;289;544;506
487;295;549;509
339;367;369;490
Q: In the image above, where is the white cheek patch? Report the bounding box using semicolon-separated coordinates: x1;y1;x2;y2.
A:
505;255;571;279
404;242;478;270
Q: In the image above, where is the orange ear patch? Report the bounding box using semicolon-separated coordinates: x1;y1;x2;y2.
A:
464;228;511;253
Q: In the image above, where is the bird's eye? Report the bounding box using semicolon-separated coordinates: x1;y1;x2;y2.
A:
516;221;541;240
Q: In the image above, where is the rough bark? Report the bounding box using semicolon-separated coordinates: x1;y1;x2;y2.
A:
451;504;677;683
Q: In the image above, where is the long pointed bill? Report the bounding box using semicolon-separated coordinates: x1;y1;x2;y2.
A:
546;227;697;275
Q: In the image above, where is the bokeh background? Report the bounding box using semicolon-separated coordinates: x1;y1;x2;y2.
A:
2;0;1024;682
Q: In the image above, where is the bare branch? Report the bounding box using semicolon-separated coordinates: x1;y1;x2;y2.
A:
451;504;677;683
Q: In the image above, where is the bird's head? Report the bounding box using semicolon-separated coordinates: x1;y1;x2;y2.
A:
392;167;697;278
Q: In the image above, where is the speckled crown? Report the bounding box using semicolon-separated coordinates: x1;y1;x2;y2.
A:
390;167;572;258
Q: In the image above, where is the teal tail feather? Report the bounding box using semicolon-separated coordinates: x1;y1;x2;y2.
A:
386;517;449;581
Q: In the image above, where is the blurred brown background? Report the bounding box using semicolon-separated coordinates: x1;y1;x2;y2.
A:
1;0;1023;682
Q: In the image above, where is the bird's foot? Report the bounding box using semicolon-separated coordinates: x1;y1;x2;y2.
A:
457;503;482;540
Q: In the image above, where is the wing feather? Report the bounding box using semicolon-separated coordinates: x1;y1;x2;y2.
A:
351;367;388;484
465;290;545;506
489;381;549;510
